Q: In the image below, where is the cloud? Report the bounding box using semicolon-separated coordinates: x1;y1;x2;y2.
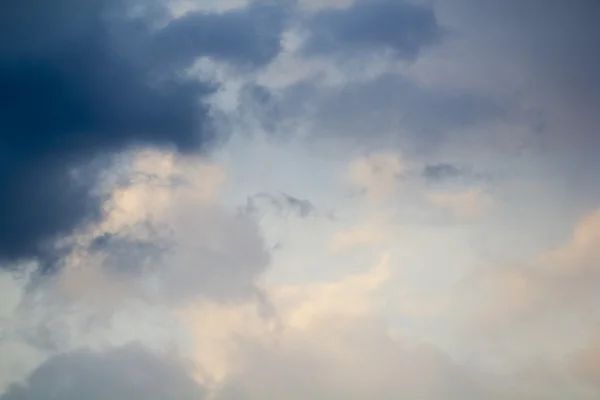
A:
217;321;494;400
421;163;491;188
298;0;354;12
3;1;600;399
272;254;392;328
55;150;270;306
469;207;600;329
423;163;463;181
152;2;288;69
347;152;403;203
243;192;317;219
428;1;600;157
213;299;521;400
571;337;600;391
426;188;494;220
445;207;600;371
0;345;206;400
329;224;385;253
264;73;506;153
302;0;443;59
0;0;288;264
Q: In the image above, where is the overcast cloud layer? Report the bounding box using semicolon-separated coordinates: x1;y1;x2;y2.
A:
1;0;600;399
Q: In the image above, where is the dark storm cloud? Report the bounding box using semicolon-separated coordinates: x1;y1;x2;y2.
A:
0;0;288;264
302;0;443;59
0;345;206;400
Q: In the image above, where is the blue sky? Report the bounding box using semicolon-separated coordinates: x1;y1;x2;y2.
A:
1;0;600;399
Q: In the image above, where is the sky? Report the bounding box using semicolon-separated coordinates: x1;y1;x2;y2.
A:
1;0;600;398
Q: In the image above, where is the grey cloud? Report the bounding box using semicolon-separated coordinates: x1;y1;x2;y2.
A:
423;163;463;181
33;156;274;306
164;201;266;305
243;192;317;219
72;205;271;306
272;73;505;151
302;0;443;59
428;0;600;219
0;345;205;400
89;230;172;278
422;163;490;184
320;74;504;136
152;2;289;69
449;0;600;104
0;0;288;265
160;204;271;304
437;1;600;157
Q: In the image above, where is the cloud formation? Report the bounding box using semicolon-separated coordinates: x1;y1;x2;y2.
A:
0;0;286;264
2;0;600;399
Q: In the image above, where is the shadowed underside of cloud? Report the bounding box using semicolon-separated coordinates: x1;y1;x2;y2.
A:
0;0;287;265
0;345;206;400
302;0;443;59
